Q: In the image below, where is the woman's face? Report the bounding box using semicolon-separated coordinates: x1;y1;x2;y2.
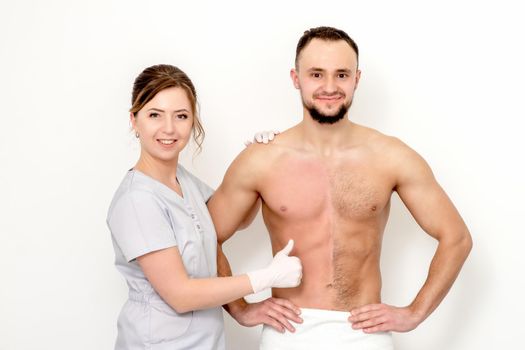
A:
131;87;194;164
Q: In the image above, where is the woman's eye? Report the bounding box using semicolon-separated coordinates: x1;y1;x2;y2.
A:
177;114;188;120
149;113;160;118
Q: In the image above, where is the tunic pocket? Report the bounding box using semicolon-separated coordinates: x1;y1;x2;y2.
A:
149;302;193;344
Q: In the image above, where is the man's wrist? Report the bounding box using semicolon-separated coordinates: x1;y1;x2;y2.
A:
407;302;429;326
224;298;249;319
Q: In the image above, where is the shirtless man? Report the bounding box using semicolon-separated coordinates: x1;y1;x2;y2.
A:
207;26;472;349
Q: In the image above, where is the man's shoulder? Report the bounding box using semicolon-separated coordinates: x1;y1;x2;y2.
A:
225;128;301;181
241;127;300;158
354;124;410;154
357;126;429;177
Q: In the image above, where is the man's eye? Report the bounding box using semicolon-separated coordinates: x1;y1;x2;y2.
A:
312;73;321;78
338;73;348;78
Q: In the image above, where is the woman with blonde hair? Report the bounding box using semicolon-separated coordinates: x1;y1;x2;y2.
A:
107;64;302;349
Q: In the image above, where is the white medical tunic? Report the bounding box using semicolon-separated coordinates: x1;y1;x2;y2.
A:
107;166;225;350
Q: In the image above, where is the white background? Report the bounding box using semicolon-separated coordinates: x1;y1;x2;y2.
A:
1;0;524;349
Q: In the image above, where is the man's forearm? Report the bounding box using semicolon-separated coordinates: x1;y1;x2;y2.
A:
409;232;472;322
217;243;248;317
217;242;304;332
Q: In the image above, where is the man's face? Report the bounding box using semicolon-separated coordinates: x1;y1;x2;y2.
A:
291;39;361;124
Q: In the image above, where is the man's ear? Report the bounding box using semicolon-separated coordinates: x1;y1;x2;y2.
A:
354;69;362;90
290;68;300;89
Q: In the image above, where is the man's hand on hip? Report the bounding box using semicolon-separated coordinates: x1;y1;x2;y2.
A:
348;303;422;333
230;297;303;333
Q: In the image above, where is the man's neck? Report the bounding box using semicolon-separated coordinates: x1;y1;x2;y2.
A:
297;114;355;156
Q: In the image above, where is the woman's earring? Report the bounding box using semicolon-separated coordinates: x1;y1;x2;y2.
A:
135;131;139;138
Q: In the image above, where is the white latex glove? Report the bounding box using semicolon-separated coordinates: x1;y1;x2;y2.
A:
244;130;281;146
247;240;303;294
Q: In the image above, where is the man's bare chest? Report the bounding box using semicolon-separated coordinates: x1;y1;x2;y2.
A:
259;154;393;221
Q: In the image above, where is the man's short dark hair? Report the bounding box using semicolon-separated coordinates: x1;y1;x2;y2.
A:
295;26;359;69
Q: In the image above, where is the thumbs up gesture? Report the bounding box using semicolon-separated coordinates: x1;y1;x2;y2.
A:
247;240;303;293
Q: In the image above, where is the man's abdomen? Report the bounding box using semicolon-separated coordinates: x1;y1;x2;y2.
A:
262;208;383;311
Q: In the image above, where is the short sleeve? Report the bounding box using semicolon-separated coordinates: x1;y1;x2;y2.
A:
181;168;214;202
197;180;214;203
107;190;177;262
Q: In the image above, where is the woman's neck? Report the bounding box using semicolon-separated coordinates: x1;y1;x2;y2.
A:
134;153;182;195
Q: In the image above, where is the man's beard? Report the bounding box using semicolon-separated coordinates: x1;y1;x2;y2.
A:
304;100;351;125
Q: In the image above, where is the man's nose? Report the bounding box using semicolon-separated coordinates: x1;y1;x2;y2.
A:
323;76;337;93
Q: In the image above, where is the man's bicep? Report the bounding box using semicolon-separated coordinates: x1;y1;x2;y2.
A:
395;151;464;240
208;155;260;242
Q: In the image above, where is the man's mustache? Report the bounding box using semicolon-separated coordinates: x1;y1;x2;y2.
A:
314;92;346;98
